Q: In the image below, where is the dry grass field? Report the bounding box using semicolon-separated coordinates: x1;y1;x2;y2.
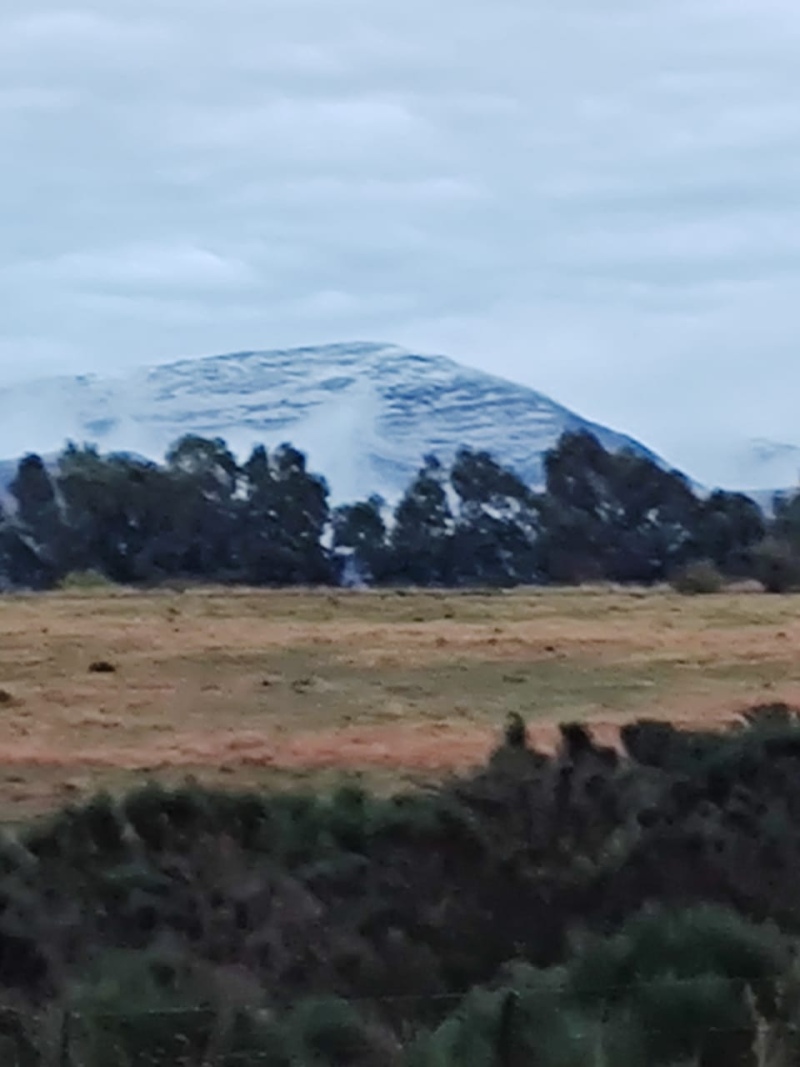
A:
0;584;798;817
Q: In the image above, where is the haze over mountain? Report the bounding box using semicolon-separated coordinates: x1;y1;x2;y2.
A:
0;342;671;503
733;440;800;498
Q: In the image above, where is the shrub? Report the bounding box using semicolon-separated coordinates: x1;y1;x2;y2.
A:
288;998;398;1066
59;569;115;592
503;712;527;749
670;560;725;595
66;949;217;1067
415;907;790;1067
752;538;800;593
88;660;116;674
741;702;800;731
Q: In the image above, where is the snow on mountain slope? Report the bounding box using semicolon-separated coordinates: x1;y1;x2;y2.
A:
0;342;671;503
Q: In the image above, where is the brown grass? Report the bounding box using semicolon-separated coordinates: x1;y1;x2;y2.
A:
0;585;798;817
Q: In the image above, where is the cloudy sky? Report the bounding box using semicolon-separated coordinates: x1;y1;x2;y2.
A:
2;0;800;486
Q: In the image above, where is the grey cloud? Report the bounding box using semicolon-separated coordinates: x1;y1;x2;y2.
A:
2;0;800;486
158;96;441;170
11;244;257;290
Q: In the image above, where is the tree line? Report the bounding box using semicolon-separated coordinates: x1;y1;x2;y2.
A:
0;429;795;590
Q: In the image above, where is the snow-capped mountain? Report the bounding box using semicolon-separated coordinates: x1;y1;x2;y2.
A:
0;342;671;502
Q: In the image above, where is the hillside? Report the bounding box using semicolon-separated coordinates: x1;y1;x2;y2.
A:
0;342;668;501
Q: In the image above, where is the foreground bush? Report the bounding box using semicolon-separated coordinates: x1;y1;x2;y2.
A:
58;905;800;1066
670;559;725;595
5;711;800;1061
410;906;799;1067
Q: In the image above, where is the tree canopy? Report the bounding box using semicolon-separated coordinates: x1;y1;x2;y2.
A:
0;431;780;590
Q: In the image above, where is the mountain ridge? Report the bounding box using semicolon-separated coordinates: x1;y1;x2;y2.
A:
0;341;674;502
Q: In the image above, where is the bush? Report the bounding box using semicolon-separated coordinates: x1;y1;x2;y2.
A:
59;569;116;592
670;560;724;595
66;949;216;1067
414;907;790;1067
503;712;527;749
741;702;800;731
751;538;800;593
288;998;398;1066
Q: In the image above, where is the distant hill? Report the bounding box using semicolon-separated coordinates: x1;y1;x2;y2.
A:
0;342;679;503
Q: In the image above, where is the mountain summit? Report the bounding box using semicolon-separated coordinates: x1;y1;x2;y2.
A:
0;342;668;501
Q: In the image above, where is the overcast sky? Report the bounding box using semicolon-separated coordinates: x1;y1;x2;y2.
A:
2;0;800;485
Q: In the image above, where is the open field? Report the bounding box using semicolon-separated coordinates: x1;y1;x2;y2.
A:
0;585;799;816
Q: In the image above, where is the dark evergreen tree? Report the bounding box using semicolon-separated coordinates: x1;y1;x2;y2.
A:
696;490;766;575
165;435;239;498
389;455;454;584
57;446;176;582
239;444;331;584
0;498;57;590
10;454;62;541
450;448;541;585
537;432;701;584
332;495;389;583
771;490;800;548
163;435;241;578
9;454;65;578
